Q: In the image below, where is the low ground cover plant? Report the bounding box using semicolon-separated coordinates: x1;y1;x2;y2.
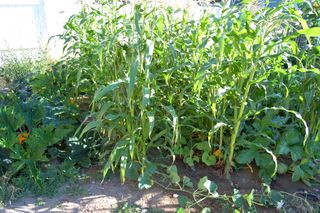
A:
0;51;48;83
0;0;319;212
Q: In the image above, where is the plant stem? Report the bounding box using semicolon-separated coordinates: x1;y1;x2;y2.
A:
226;65;256;180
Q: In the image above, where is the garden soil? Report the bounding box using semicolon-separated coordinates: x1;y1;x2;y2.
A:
1;162;317;213
3;166;179;213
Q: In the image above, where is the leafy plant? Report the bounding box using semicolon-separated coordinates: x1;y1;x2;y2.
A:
160;165;287;212
13;161;79;197
0;0;319;211
116;202;164;213
0;50;48;82
0;99;73;187
0;177;17;207
56;0;320;188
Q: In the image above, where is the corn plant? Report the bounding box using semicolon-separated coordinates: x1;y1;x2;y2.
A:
60;0;320;185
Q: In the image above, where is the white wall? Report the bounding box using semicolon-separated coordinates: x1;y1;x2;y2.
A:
0;0;223;59
0;0;81;59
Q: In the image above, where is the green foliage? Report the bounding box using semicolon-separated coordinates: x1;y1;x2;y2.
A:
0;97;74;188
296;0;320;28
116;202;164;213
61;0;320;186
0;0;319;211
0;177;17;207
0;108;70;186
162;165;291;212
0;49;85;205
13;161;79;197
0;51;48;82
0;86;81;205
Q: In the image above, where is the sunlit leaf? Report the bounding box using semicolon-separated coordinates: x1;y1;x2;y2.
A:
298;27;320;37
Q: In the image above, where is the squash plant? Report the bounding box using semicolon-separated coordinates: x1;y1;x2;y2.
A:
0;99;73;187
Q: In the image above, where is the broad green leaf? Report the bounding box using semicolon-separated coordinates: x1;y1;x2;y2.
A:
150;129;168;142
281;129;302;146
292;165;304;182
290;40;298;55
185;157;194;167
196;141;210;151
277;163;288;174
138;173;153;189
102;140;128;181
76;68;82;92
235;148;256;164
125;162;140;180
201;208;211;213
134;4;142;35
176;208;186;213
298;27;320;37
201;152;216;166
198;176;208;191
198;37;209;49
254;107;309;147
96;102;113;120
233;189;244;209
218;33;225;63
0;138;9;148
182;176;193;188
105;114;120;121
250;143;278;178
245;190;254;207
259;165;275;184
129;136;135;160
167;165;180;184
290;146;303;161
6;161;25;179
178;195;189;208
269;190;283;205
204;179;218;194
255;153;272;167
51;125;73;144
145;163;158;176
193;156;199;163
277;142;290;155
163;105;179;144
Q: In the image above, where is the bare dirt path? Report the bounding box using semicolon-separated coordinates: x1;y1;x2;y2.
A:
2;175;178;213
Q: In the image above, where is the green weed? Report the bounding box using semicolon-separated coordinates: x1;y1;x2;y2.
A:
116;202;164;213
0;177;18;207
0;50;48;82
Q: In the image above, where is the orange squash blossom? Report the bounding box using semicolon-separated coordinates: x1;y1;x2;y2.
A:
18;132;29;144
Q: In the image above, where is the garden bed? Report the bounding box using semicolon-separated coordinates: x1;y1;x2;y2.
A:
0;0;319;212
